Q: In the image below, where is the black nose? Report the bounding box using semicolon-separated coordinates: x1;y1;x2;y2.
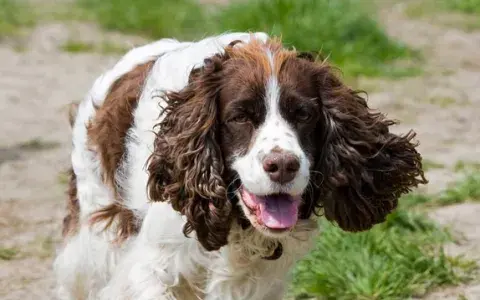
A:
262;150;300;184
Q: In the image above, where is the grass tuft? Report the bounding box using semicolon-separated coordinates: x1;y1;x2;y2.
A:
290;210;473;299
58;171;70;185
399;193;433;209
428;96;457;108
61;39;130;55
31;236;55;259
0;0;35;37
17;138;60;151
0;247;19;260
61;40;95;53
77;0;420;78
438;172;480;205
98;41;131;55
396;171;480;209
444;0;480;14
454;160;480;172
423;159;445;171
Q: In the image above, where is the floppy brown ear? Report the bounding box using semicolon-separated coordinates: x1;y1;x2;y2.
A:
147;55;233;251
313;65;427;231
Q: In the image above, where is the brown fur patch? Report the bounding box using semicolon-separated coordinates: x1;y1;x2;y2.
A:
87;60;155;242
62;106;80;240
89;203;140;241
87;60;154;189
62;168;80;239
225;37;295;79
68;102;79;127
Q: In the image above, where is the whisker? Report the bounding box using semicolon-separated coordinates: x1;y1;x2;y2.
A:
226;175;242;199
308;170;324;188
301;182;316;219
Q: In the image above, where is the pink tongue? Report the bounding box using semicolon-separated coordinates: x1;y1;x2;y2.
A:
259;194;299;229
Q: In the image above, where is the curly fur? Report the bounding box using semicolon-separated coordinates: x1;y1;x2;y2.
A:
147;55;233;251
311;64;428;230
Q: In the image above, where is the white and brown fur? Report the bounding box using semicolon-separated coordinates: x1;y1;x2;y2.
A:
54;33;427;300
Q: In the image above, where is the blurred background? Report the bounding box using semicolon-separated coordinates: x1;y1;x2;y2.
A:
0;0;479;299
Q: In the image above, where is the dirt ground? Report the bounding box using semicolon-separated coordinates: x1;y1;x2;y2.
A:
0;1;479;299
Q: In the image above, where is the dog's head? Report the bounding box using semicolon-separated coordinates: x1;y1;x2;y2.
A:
147;37;427;251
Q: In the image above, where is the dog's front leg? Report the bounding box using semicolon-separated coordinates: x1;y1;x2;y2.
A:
98;203;203;300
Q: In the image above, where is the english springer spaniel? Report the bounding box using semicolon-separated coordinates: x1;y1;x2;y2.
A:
54;32;427;300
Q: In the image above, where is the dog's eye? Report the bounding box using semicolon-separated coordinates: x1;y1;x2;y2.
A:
231;114;250;124
295;109;312;123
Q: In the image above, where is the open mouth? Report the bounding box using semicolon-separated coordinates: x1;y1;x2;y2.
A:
239;187;301;231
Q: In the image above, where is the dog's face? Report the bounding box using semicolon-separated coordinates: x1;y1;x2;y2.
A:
217;49;322;236
148;38;427;251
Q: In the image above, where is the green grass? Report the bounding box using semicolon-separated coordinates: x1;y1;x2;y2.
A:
290;169;480;298
400;171;480;208
77;0;420;78
38;236;55;259
61;39;130;54
30;236;56;259
58;170;70;185
0;247;19;260
399;193;433;209
212;0;420;77
61;40;95;53
437;172;480;205
422;159;445;171
98;41;131;55
407;0;480;16
444;0;480;14
428;96;458;108
17;138;60;151
290;210;474;299
406;0;480;31
77;0;206;40
454;160;480;172
0;0;35;37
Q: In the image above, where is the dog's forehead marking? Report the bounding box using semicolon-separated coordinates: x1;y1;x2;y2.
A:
226;37;296;79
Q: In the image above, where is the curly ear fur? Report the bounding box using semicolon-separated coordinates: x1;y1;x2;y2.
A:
311;64;427;231
147;55;232;251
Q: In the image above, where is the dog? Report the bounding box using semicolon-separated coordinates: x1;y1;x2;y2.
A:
54;32;427;300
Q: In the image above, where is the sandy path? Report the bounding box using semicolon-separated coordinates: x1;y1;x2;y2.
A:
0;23;137;299
374;2;480;299
0;1;479;299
